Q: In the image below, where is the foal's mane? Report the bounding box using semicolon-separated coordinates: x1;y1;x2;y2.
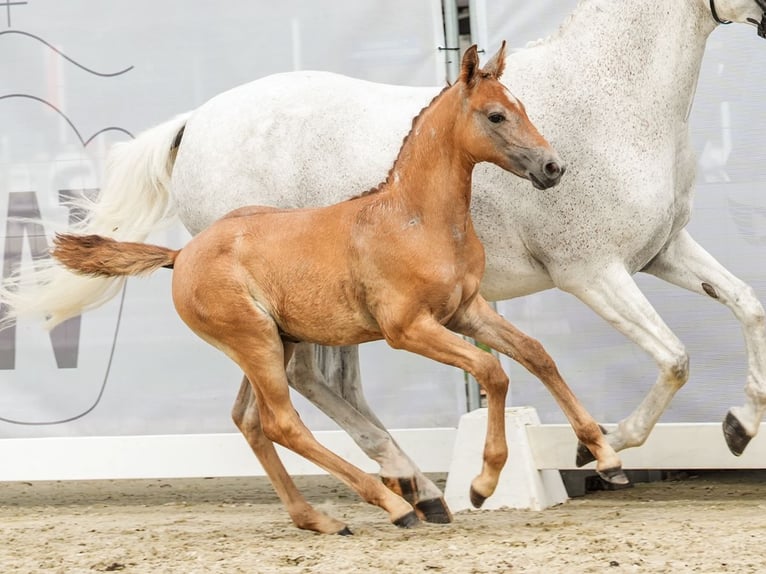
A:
349;83;451;201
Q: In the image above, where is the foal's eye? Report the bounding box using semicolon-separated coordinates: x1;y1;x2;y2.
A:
488;113;505;124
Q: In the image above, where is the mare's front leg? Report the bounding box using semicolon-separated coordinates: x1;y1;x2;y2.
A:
382;315;510;507
643;229;766;455
452;296;627;484
231;372;351;535
556;262;689;458
288;343;451;522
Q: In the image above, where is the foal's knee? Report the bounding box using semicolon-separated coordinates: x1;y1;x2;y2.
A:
475;354;509;397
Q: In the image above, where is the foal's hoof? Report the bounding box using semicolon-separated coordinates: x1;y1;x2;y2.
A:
469;487;488;509
597;467;630;487
723;411;752;456
392;510;421;529
336;526;354;536
575;424;608;468
415;497;453;524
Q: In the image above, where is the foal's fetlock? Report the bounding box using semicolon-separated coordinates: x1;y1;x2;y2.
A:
381;475;452;523
293;509;349;535
575;424;609;467
381;476;418;505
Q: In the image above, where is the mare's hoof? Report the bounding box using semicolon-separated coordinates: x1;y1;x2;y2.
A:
575;424;609;467
597;467;630;487
415;497;453;524
392;510;421;529
723;411;752;456
336;526;353;536
576;441;596;467
469;487;487;509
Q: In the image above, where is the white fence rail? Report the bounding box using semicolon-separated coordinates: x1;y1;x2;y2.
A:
3;419;764;483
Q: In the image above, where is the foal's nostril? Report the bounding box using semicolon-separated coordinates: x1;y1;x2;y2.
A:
544;161;561;178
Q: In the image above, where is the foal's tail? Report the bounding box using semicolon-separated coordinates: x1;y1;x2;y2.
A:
52;234;179;279
0;112;191;330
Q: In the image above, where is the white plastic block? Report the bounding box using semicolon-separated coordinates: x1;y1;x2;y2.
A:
444;406;568;511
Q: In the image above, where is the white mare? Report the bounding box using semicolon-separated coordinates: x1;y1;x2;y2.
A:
3;0;766;519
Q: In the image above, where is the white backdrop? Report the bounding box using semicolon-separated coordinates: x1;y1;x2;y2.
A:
2;0;765;450
474;0;766;424
0;0;463;440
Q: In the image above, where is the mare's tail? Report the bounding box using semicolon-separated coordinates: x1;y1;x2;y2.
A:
52;234;178;278
0;112;191;330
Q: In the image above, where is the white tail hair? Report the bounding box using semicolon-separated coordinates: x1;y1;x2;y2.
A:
0;112;191;330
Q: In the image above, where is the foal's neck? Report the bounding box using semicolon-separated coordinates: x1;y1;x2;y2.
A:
380;88;475;225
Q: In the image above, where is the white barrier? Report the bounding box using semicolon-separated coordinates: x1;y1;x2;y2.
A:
3;414;766;512
0;428;455;482
444;407;568;511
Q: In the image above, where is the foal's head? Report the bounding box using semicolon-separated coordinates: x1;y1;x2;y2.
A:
451;43;564;190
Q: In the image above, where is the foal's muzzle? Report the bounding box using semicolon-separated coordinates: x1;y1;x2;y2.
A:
529;160;566;190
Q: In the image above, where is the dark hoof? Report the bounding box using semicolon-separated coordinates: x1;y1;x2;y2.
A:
575;424;609;468
392;510;420;529
723;411;752;456
415;497;453;524
576;441;596;467
336;526;353;536
469;487;487;509
596;467;630;487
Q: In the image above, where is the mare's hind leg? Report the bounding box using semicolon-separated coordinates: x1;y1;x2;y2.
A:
450;296;627;485
557;262;689;460
643;230;766;455
290;343;450;522
231;371;351;535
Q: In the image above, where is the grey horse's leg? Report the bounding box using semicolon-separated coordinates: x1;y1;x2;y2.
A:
643;230;766;455
557;262;689;461
289;343;451;523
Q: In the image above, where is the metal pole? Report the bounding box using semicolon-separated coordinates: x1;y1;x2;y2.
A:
442;0;460;83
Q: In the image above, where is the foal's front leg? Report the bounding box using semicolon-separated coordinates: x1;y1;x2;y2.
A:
383;316;511;507
451;295;628;485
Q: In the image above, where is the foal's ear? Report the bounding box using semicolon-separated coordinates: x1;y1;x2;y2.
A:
459;45;480;87
483;41;507;80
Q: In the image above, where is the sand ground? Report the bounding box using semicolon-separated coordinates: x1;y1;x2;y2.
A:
2;470;765;573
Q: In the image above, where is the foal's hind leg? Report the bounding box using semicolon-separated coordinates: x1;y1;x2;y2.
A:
643;230;766;455
450;296;627;485
291;343;451;522
187;305;418;528
231;372;351;535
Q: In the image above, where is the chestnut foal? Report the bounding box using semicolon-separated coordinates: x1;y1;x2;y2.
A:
52;44;622;533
